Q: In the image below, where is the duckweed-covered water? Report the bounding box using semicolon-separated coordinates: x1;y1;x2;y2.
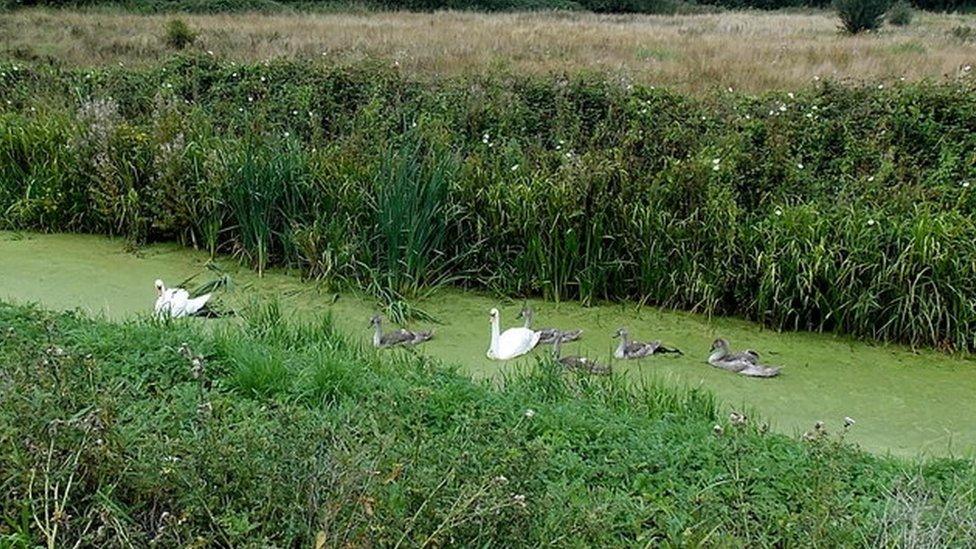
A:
3;231;975;458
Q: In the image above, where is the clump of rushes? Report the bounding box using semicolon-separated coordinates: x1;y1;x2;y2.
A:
2;57;976;348
835;0;889;33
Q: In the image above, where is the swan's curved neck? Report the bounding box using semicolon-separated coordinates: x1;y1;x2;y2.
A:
490;316;500;353
522;311;532;329
373;323;383;347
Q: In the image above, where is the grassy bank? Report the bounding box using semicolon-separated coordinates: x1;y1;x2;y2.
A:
0;300;974;545
4;9;976;92
2;56;976;349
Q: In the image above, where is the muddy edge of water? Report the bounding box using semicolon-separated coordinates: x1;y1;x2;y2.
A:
2;231;975;458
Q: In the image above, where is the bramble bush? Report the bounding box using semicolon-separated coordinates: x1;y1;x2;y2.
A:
1;56;976;349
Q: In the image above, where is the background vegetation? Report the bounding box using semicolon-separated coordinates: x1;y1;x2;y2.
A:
0;0;704;14
1;56;976;349
2;0;975;14
1;301;975;545
4;9;975;95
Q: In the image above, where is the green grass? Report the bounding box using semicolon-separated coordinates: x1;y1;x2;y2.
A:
1;56;976;349
1;301;975;545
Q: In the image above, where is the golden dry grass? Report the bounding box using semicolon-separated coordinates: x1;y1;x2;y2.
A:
2;8;975;92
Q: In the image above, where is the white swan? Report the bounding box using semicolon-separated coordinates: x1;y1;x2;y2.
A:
486;308;540;360
154;279;212;319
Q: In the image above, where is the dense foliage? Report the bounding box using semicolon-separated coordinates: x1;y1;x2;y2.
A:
2;56;976;349
1;301;975;545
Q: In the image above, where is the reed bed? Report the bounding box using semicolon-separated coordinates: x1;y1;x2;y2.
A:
2;301;975;545
1;55;976;349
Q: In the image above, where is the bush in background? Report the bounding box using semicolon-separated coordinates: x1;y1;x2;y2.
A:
835;0;889;33
163;18;197;50
886;0;913;25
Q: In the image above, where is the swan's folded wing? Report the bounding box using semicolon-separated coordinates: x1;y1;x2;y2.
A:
382;329;416;346
740;364;780;378
184;293;212;315
730;350;760;364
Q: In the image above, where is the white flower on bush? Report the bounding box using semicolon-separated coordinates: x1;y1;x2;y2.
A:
284;132;290;138
868;176;875;182
511;164;519;172
292;110;298;115
779;104;787;112
788;92;795;99
867;219;876;226
524;408;535;418
774;208;783;216
797;163;804;169
260;76;266;83
963;182;971;188
207;50;214;56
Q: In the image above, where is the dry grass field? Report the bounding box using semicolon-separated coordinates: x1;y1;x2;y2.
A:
2;8;976;93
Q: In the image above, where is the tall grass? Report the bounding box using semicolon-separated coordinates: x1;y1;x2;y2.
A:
369;138;464;299
4;9;976;95
2;301;976;545
2;57;976;348
0;303;976;547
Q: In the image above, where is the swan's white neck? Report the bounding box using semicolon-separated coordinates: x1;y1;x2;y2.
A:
708;348;727;363
489;316;500;356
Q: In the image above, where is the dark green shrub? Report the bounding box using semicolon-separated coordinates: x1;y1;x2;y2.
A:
886;0;912;25
163;18;197;50
950;25;976;43
835;0;889;33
